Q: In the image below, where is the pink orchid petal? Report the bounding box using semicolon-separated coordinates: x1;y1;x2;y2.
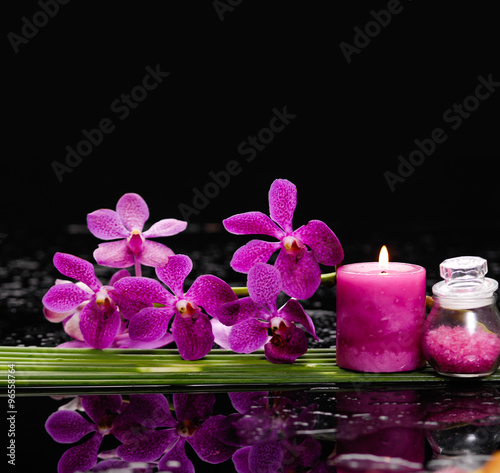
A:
172;313;214;360
118;429;178;463
230;240;281;273
143;218;188;238
63;311;85;341
115;429;178;460
57;433;103;473
128;307;174;342
136;240;174;268
116;193;149;231
113;294;151;320
75;281;94;294
81;395;123;424
173;392;216;421
223;211;284;239
113;330;174;349
264;324;308;363
229;318;270;354
93;240;135;268
155;254;192;298
279;299;317;339
45;410;96;443
251;443;285;472
268;179;297;233
158;438;194;473
188;415;238;463
114;276;175;306
53;253;101;292
275;249;321;299
228;392;268;413
109;269;131;286
42;284;92;313
247;263;282;310
294;220;344;266
128;393;176;426
215;297;259;326
54;278;73;286
233;447;252;473
249;441;285;473
43;306;75;323
86;209;129;240
211;318;232;349
186;275;238;317
79;301;121;349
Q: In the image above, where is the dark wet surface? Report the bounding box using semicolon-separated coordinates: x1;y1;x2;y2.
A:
7;384;500;471
2;225;500;471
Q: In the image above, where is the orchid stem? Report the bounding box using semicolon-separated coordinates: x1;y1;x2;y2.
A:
320;271;337;286
232;271;337;296
134;259;142;278
232;286;250;296
2;346;477;389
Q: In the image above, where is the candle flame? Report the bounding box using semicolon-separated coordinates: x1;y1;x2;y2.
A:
379;245;389;271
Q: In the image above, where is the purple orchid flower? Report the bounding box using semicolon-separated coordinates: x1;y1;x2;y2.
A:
45;395;124;473
214;263;317;363
113;254;238;360
87;192;187;274
223;178;343;299
42;253;150;349
114;393;237;470
43;268;131;345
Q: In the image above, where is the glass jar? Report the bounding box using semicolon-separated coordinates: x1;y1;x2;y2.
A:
422;256;500;378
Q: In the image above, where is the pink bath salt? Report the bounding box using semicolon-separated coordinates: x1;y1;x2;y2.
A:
424;325;500;374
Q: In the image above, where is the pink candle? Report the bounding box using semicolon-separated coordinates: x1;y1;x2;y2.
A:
336;247;426;372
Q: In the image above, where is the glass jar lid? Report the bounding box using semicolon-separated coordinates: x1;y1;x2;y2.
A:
432;256;498;300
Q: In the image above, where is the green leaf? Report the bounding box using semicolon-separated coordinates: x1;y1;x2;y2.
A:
1;346;498;392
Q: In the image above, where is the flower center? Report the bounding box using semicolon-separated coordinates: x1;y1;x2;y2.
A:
269;317;293;348
97;414;117;435
176;419;197;438
95;287;113;307
270;317;291;334
282;236;304;256
127;230;145;256
175;299;200;319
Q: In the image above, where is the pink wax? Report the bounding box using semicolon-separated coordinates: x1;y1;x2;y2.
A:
336;262;426;372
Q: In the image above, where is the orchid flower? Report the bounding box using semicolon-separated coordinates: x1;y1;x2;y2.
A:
113;254;238;360
113;393;237;470
87;192;187;276
214;263;317;363
43;268;130;345
45;395;124;473
42;253;151;349
223;178;344;299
